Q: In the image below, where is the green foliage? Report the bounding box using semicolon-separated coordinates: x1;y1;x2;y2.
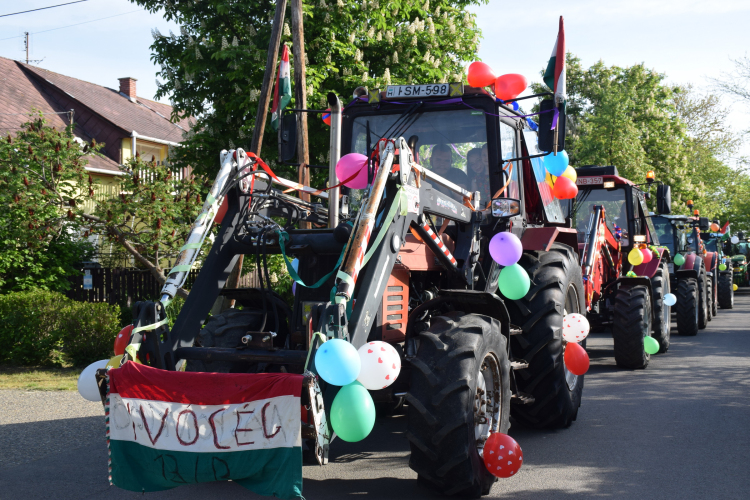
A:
0;290;121;367
131;0;486;177
0;114;97;293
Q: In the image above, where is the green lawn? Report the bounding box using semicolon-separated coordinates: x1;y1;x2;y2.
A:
0;365;80;391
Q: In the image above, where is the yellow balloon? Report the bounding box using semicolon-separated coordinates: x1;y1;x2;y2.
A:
545;171;557;189
628;248;644;266
733;284;739;291
561;166;577;183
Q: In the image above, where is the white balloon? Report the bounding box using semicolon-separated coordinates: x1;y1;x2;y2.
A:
732;236;740;244
356;341;401;390
663;293;677;307
562;313;590;343
77;359;109;402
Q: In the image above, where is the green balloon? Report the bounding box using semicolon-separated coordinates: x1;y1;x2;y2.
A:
330;381;375;442
719;264;727;271
644;335;660;355
498;263;531;300
674;253;685;266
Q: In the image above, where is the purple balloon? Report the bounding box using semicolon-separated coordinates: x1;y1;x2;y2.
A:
292;282;297;296
489;232;523;267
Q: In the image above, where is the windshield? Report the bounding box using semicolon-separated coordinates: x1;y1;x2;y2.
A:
704;238;718;252
351;108;490;201
652;217;676;255
570;187;628;237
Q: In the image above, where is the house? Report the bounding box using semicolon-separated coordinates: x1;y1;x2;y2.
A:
0;56;191;212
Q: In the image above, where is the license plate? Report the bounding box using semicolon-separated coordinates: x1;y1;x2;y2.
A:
386;84;450;99
576;177;603;185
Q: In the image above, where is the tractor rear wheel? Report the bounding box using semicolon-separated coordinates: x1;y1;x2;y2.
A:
675;278;699;336
718;273;734;309
697;267;709;329
407;312;511;498
650;260;671;353
505;243;586;429
711;274;718;316
707;278;715;319
612;285;652;369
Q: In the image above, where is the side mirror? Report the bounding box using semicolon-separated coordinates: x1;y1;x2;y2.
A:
278;113;297;163
699;217;710;231
537;100;565;152
491;198;521;218
656;184;671;214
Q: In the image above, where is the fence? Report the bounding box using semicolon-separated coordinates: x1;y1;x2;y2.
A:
66;268;261;305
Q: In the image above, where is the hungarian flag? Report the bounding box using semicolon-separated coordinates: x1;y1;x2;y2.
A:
271;44;292;131
106;362;303;499
543;16;566;106
721;221;730;234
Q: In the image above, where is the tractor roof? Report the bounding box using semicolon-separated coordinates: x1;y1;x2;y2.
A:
574;165;635;187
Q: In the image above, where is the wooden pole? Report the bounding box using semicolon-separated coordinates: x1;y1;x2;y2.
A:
290;0;310;229
222;0;288;306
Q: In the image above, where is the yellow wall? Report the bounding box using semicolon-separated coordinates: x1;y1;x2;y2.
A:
81;173;121;214
121;138;168;164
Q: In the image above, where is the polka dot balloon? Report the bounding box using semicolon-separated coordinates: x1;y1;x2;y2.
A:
483;432;523;478
562;313;590;343
356;341;401;390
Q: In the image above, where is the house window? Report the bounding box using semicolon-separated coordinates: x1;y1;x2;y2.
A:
137;142;164;164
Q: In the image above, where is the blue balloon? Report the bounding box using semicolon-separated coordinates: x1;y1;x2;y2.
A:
545;150;569;177
314;338;361;386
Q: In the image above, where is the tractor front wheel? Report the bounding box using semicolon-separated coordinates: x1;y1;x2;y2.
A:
407;312;511;498
612;285;652;369
697;267;709;329
650;260;671;353
718;273;734;309
675;278;699;336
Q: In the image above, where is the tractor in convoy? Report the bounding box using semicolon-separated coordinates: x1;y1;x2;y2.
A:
106;83;586;496
651;208;713;335
700;222;734;309
564;166;672;368
728;231;750;288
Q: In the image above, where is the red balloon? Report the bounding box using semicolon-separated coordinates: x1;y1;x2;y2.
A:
322;108;332;126
467;61;497;88
564;342;590;376
640;248;653;264
552;175;578;200
495;73;529;101
483;432;523;478
215;197;229;224
114;324;134;356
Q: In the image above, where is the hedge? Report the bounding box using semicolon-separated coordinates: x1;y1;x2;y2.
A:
0;290;121;367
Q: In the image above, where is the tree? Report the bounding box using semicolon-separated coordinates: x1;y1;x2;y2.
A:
711;54;750;105
131;0;486;179
0;115;95;293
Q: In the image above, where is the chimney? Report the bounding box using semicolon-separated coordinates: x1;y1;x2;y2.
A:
118;77;137;101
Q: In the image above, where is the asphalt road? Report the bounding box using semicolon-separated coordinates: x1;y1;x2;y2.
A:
2;292;750;499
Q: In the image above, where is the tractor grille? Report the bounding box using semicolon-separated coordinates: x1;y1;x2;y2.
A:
381;266;409;342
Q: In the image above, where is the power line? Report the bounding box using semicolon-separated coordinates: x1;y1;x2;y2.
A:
0;9;142;42
0;0;91;19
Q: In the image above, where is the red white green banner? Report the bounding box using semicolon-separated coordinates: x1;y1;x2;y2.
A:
543;16;566;106
271;44;292;131
106;362;303;499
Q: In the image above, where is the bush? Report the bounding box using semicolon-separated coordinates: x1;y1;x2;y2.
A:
0;290;121;366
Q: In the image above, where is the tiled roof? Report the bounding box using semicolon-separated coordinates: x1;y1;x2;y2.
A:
86;154;124;174
18;61;190;143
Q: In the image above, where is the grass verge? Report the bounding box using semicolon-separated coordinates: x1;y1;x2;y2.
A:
0;365;80;391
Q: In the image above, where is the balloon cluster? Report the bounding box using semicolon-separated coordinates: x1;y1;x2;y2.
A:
489;232;530;300
467;62;529;101
315;339;401;442
562;313;590;375
544;151;578;200
483;432;523;478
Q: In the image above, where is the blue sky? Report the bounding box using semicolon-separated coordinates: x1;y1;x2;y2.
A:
1;0;748;154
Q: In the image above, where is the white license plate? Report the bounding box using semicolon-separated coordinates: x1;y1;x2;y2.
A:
386;84;450;99
576;177;603;185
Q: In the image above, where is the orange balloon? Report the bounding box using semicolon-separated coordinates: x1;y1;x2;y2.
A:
564;342;589;376
467;61;497;88
495;73;529;101
552;175;578;200
114;324;134;356
710;223;720;232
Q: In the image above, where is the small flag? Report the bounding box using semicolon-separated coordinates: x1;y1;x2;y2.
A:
271;44;292;131
543;16;566;107
720;221;730;234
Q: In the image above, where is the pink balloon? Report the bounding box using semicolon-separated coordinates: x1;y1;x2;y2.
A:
640;248;653;264
335;153;370;189
495;74;528;101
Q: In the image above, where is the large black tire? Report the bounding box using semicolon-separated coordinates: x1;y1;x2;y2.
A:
186;308;265;372
707;278;715;319
697;266;709;329
407;312;511;498
612;285;652;369
505;243;586;429
675;278;699;336
650;260;671;353
718;273;734;309
711;274;718;316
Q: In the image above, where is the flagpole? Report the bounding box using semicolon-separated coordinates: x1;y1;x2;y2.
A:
290;0;311;229
222;0;288;308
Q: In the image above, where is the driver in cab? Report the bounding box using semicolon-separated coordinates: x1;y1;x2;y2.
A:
429;144;469;195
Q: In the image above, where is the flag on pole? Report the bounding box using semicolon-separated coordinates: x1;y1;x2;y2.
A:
106;361;303;499
543;16;566;106
721;221;730;234
271;44;292;131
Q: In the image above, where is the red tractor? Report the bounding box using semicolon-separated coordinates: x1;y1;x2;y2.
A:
565;166;672;368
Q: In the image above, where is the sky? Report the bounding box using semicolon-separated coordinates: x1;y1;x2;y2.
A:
1;0;748;153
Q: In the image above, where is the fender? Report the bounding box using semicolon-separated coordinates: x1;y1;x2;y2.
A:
436;290;511;331
675;269;699;280
682;252;698;272
703;252;717;273
520;226;578;252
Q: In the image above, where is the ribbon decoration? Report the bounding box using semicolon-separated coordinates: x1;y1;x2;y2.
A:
551;107;560;131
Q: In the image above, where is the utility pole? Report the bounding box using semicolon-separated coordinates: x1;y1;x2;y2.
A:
25;32;29;64
290;0;310;229
221;0;288;307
